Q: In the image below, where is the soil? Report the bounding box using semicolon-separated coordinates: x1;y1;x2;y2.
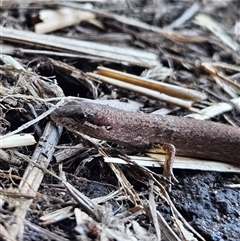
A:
1;1;240;241
172;171;240;241
24;159;240;241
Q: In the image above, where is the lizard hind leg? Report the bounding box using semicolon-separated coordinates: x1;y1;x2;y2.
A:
161;143;178;184
148;143;178;186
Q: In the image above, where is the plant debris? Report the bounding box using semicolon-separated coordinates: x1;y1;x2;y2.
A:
0;1;240;241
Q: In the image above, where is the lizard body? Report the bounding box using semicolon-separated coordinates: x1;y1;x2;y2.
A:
51;100;240;165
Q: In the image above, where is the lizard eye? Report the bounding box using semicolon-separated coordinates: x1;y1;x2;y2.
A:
73;112;86;122
83;112;95;122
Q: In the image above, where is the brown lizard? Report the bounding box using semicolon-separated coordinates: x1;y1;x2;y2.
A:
51;100;240;181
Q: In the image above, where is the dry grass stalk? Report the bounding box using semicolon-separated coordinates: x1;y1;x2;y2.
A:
186;102;233;120
1;27;159;67
97;66;207;101
48;58;98;98
104;156;240;173
0;149;22;165
194;14;239;51
1;100;64;140
24;220;69;241
39;206;73;225
0;134;36;148
87;72;193;109
201;62;240;94
4;122;62;240
148;180;161;241
35;7;98;34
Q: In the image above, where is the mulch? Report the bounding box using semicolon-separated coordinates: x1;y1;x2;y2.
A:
0;1;240;241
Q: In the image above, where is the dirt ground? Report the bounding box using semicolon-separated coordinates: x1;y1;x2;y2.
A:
1;1;240;241
172;171;240;241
